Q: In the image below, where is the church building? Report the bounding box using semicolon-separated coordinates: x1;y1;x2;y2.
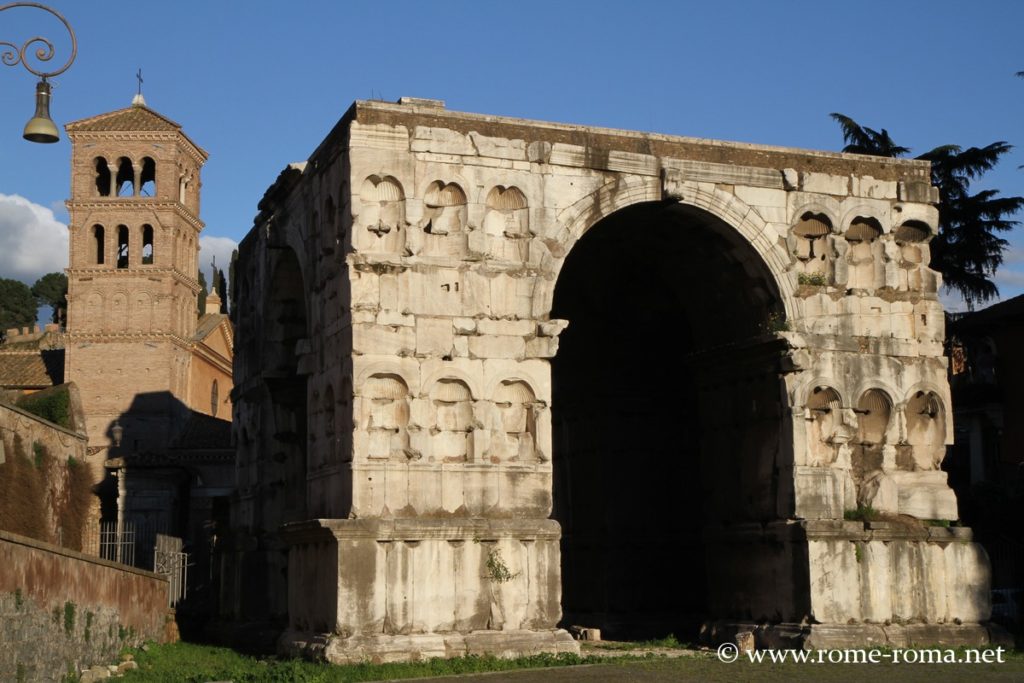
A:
62;94;234;562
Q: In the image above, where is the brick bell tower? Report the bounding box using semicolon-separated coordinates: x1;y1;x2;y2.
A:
64;93;208;460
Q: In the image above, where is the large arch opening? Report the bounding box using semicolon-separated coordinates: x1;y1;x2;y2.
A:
551;201;791;641
263;248;310;524
240;246;310;623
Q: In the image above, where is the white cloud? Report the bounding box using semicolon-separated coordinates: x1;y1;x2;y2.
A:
198;235;239;288
0;194;68;284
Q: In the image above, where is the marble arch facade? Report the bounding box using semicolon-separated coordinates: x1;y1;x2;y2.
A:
229;98;992;661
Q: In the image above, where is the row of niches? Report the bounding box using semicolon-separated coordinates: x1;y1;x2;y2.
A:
805;386;945;475
308;373;546;470
789;213;936;292
351;176;531;261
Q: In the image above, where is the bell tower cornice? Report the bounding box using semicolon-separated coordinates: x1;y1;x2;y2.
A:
66;199;205;231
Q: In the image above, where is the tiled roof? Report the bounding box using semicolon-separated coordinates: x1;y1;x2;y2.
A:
0;349;64;388
66;104;209;159
193;313;229;343
66;105;181;133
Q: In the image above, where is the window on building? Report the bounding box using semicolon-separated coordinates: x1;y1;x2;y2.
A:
140;157;156;197
117;225;129;268
142;225;154;264
94;158;111;196
94;224;105;264
116;158;135;197
211;380;219;417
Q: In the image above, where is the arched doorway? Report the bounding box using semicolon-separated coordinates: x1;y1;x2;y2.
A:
264;247;309;525
240;246;309;623
551;201;790;641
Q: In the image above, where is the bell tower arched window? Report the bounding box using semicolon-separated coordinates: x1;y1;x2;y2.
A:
117;225;129;268
93;225;105;264
140;157;156;197
94;158;111;196
141;225;154;265
116;158;135;197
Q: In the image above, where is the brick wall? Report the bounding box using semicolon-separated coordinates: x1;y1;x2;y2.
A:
0;530;170;682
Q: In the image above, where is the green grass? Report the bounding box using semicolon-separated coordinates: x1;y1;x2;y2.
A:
119;642;613;683
587;634;692;651
115;641;1024;683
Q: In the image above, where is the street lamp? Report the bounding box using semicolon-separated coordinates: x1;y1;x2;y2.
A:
0;2;76;143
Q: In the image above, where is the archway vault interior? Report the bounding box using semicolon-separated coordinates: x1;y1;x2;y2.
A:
551;201;790;640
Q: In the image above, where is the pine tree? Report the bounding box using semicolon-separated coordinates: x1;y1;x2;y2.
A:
0;278;38;339
216;268;228;313
831;113;1023;307
197;269;208;316
31;272;68;326
228;249;238;317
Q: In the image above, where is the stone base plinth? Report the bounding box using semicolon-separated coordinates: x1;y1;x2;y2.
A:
279;628;579;664
704;620;1005;650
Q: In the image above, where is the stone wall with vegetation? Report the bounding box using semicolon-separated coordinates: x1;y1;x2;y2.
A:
0;395;95;552
0;530;170;682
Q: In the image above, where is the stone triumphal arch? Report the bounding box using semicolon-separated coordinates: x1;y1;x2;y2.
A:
229;98;992;661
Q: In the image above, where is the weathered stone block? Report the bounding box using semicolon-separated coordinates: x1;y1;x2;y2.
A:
795;467;849;519
412;126;476;155
469;335;526;359
469;132;527;160
415;318;454;356
476;318;534;336
800;172;848;196
353;323;416;356
891;471;958;520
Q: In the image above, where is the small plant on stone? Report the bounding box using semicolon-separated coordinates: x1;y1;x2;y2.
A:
14;588;23;610
84;611;93;642
844;505;879;522
798;272;828;286
485;548;520;584
854;543;864;563
16;663;26;683
764;310;790;333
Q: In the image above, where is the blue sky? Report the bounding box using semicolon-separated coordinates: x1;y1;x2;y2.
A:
0;0;1021;311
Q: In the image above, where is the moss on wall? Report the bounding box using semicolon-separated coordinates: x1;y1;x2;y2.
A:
16;385;71;429
0;437;94;549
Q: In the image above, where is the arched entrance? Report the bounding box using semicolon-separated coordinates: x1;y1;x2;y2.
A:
239;246;309;622
264;247;310;525
551;201;791;640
